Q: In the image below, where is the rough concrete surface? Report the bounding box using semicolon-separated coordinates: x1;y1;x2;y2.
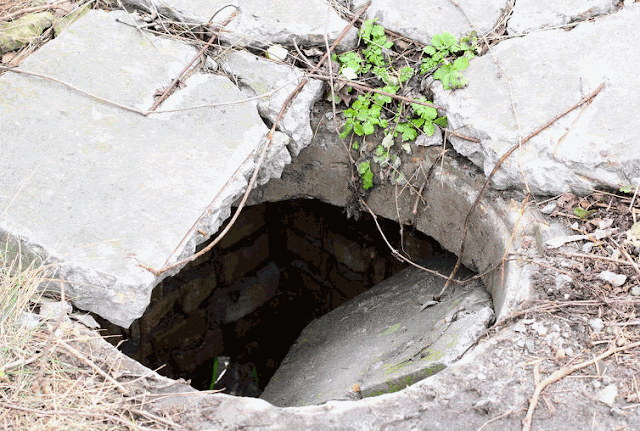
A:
0;10;290;327
2;0;640;429
123;0;358;50
435;4;640;195
261;259;493;407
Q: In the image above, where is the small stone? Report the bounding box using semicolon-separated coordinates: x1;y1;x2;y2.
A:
598;271;627;287
476;372;487;380
593;380;602;389
266;44;288;61
589;318;604;333
537;325;548;337
630;286;640;296
556;348;566;360
513;322;527;333
595;384;617;407
582;242;594;253
540;202;557;214
525;339;535;353
594;229;608;240
565;347;573;356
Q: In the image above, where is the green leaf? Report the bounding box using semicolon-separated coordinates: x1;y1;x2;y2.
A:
358;161;374;190
411;98;437;120
399;66;414;83
431;32;457;52
362;121;375;135
423;121;435;136
396;122;418;141
340;121;353;138
452;56;469;71
352;141;359;150
353;122;365;136
423;45;436;56
434;116;448;128
573;207;593;219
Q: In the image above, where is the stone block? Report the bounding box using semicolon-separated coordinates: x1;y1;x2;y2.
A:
261;259;493;407
324;232;377;273
180;270;218;315
171;326;225;375
151;311;206;353
220;232;269;284
286;233;323;270
216;204;266;249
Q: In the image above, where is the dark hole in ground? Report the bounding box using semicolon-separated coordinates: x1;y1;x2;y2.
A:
96;198;455;396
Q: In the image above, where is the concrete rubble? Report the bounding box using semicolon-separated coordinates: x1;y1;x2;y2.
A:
1;0;639;429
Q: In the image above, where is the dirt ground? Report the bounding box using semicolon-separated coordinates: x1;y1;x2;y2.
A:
461;190;640;431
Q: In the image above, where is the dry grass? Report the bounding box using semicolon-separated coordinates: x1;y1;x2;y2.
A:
0;245;177;430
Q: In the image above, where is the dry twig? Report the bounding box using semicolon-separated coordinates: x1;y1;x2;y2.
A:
435;83;605;301
522;341;640;431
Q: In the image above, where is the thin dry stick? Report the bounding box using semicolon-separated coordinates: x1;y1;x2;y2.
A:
0;0;69;21
141;2;372;276
147;8;238;112
359;198;467;283
308;73;445;111
555;250;637;266
521;341;640;431
0;66;148;115
56;338;129;395
0;402;145;430
434;83;605;301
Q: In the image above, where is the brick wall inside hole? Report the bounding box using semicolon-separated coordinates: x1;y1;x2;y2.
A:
95;198;454;394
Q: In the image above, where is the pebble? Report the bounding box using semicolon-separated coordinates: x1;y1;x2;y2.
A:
598;271;627;287
589;318;604;333
630;286;640;296
540;202;556;214
582;242;594;253
595;384;617;407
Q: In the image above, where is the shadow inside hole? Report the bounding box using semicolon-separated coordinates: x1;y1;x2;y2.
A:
95;198;458;396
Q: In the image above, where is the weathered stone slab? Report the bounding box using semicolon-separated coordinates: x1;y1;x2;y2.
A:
221;50;324;156
261;259;493;407
353;0;508;44
508;0;618;34
0;10;290;327
122;0;358;50
433;5;640;195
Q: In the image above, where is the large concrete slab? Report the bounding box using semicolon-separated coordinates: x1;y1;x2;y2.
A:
508;0;618;34
261;259;493;407
0;10;290;327
434;5;640;195
353;0;508;44
122;0;358;50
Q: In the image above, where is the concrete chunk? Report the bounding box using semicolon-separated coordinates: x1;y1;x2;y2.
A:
0;10;289;327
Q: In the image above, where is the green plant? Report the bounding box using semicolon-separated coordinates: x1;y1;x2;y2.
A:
420;31;477;90
335;20;456;191
573;207;594;219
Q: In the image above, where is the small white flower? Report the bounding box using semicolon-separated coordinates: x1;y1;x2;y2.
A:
341;67;358;80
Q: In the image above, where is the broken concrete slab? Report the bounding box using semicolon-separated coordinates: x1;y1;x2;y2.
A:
260;259;493;407
122;0;358;50
508;0;618;34
433;5;640;195
353;0;508;44
220;50;324;156
0;9;290;327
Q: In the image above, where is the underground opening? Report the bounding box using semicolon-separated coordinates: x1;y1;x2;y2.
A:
96;198;491;401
